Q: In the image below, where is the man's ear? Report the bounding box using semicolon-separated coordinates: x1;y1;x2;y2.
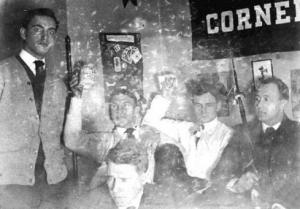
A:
280;99;288;110
20;27;27;41
216;101;222;112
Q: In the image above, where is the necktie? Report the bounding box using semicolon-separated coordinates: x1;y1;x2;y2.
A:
126;207;136;209
195;125;205;147
33;60;46;117
263;127;276;145
125;128;135;139
34;60;45;77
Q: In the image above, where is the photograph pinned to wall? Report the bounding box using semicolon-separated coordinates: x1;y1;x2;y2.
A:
187;72;233;117
99;33;143;102
290;69;300;120
251;59;273;89
156;71;178;91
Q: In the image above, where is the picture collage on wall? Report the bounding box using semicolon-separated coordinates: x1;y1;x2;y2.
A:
99;33;143;102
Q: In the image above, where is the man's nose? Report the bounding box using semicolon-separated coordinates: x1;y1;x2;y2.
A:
40;31;48;42
201;105;207;113
112;178;122;192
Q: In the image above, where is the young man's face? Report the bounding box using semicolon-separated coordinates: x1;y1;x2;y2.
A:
110;94;138;128
20;15;57;59
255;83;286;126
107;162;144;208
193;92;218;124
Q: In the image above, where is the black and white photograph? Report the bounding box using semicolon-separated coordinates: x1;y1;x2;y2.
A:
0;0;299;209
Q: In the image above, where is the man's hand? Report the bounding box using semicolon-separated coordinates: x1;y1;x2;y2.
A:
227;171;259;193
69;69;83;97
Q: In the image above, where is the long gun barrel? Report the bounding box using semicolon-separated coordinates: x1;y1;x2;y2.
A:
232;59;247;126
65;35;78;178
65;35;73;79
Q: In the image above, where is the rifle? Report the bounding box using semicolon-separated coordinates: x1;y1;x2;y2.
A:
231;59;257;174
65;35;78;178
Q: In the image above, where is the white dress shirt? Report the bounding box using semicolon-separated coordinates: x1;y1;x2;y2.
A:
143;95;233;180
19;49;45;75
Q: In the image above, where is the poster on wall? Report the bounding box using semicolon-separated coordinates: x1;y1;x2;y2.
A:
189;0;300;60
291;69;300;119
99;33;143;102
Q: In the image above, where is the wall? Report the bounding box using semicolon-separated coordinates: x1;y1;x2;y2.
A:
65;0;300;130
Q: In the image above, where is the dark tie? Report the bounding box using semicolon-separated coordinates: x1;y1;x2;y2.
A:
33;60;46;117
263;127;276;145
34;60;45;77
126;207;136;209
124;128;135;139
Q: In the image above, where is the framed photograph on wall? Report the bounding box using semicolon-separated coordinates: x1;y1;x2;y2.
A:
251;59;273;89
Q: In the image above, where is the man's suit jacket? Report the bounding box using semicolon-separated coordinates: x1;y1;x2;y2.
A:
245;116;300;208
0;56;67;185
217;116;300;208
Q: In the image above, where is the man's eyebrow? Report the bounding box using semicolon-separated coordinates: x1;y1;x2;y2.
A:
30;24;43;28
30;24;56;30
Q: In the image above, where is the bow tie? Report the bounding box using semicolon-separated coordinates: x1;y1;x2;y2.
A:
124;128;135;138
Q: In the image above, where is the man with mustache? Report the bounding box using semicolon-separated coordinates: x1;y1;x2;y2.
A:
0;8;67;208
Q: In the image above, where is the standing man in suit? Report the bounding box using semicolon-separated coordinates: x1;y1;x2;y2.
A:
0;8;67;208
228;77;300;209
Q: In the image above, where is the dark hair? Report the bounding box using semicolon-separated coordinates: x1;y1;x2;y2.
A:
109;88;138;105
22;8;59;30
185;78;224;102
258;77;289;100
106;139;148;173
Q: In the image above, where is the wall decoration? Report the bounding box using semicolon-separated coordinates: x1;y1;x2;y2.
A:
99;33;143;102
190;0;300;60
251;59;273;89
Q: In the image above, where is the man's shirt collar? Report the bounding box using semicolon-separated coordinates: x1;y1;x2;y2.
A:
262;122;281;132
202;117;219;133
19;49;45;75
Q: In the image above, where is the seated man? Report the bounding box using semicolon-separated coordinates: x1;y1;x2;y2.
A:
66;139;181;209
143;78;235;184
228;77;300;209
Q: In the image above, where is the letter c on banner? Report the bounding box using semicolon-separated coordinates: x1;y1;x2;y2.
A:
206;13;219;34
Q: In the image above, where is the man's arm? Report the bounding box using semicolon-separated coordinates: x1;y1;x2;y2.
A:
64;96;114;163
143;95;193;143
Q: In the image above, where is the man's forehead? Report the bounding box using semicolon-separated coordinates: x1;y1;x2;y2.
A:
29;15;56;28
193;92;216;103
257;83;280;97
111;93;135;103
